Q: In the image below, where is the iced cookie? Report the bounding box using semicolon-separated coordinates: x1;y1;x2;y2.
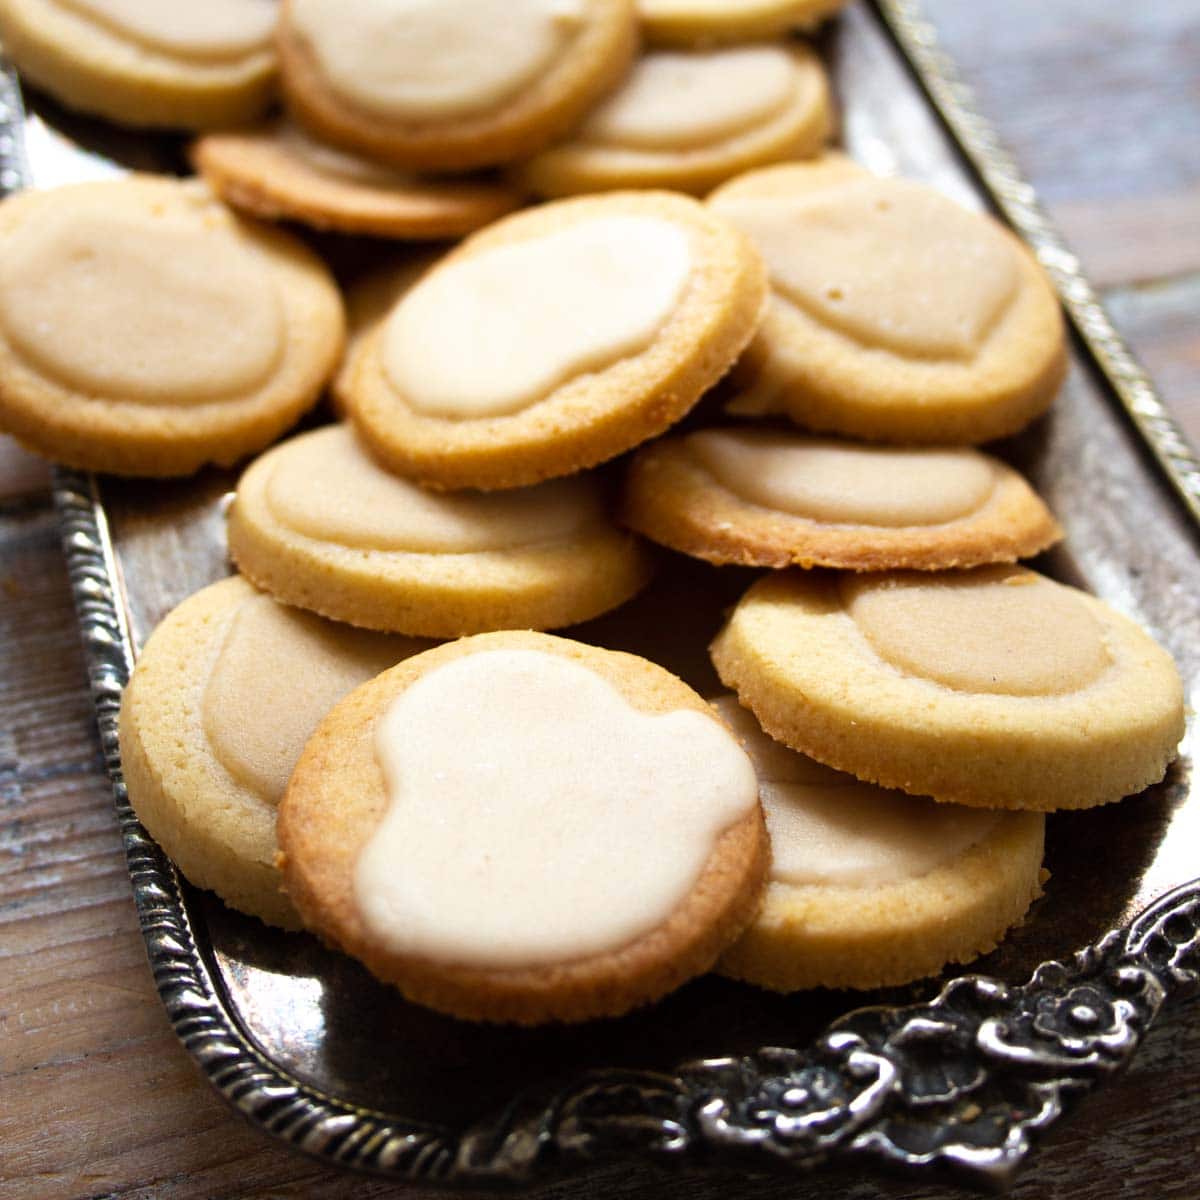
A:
346;191;767;490
278;631;768;1023
0;177;344;476
277;0;638;171
118;576;427;929
712;697;1046;990
192;120;523;239
637;0;846;46
708;158;1067;443
228;423;653;636
0;0;279;129
515;43;831;198
622;427;1061;570
711;566;1185;810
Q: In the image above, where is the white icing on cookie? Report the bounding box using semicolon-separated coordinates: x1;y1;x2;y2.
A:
843;567;1112;696
203;594;414;804
0;196;283;403
383;216;692;418
583;46;796;150
265;424;604;552
687;429;997;526
357;649;758;965
713;697;996;886
61;0;276;59
713;176;1019;360
289;0;584;120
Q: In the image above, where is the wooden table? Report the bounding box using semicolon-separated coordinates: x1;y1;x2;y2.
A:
3;3;1199;1197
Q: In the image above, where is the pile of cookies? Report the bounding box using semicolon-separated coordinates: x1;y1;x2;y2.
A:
1;0;1185;1025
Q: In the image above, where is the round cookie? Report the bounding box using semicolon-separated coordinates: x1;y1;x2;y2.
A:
0;0;278;129
622;427;1062;570
711;697;1046;991
0;176;344;477
228;423;653;636
278;630;768;1024
710;566;1185;811
118;575;428;929
346;190;767;490
637;0;847;46
192;120;523;239
514;43;832;198
277;0;639;172
708;157;1067;443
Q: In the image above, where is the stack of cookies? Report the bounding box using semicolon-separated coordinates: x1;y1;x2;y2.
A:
0;0;1185;1024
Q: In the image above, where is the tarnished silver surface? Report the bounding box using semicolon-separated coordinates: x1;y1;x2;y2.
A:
17;0;1200;1188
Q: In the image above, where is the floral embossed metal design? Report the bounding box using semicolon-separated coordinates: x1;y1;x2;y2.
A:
536;883;1200;1184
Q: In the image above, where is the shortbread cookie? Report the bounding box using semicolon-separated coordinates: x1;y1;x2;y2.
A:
0;177;344;476
708;158;1067;443
711;698;1046;990
515;43;831;198
277;0;638;171
346;191;767;490
637;0;846;46
0;0;278;129
623;427;1061;569
279;631;768;1023
229;423;653;636
331;252;441;415
118;576;427;929
711;567;1185;810
192;120;523;238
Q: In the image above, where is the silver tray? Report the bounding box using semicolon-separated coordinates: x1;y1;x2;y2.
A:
12;0;1200;1189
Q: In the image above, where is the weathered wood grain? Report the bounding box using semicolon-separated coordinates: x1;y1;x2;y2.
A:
921;0;1200;288
921;0;1200;447
0;506;400;1200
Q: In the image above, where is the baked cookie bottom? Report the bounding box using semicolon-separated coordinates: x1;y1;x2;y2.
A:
710;571;1185;811
622;431;1062;570
719;810;1046;990
279;631;770;1024
192;125;523;239
0;0;276;129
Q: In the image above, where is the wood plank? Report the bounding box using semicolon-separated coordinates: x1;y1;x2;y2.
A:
0;507;399;1200
920;0;1200;287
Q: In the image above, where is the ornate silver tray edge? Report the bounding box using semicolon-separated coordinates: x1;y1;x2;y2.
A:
876;0;1200;528
46;470;1200;1187
23;0;1200;1189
